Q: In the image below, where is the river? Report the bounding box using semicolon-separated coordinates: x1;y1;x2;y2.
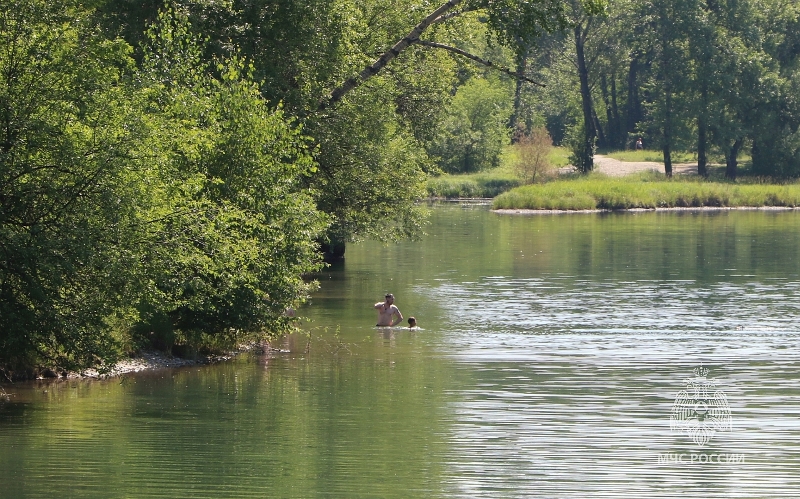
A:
2;203;800;497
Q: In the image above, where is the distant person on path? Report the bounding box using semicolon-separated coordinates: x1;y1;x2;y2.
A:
375;293;403;327
635;137;643;150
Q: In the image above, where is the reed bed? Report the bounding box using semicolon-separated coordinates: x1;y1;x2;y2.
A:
492;173;800;210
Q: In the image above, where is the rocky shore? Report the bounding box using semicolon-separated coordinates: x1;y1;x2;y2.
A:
59;344;272;380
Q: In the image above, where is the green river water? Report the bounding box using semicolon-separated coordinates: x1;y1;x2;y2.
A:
2;203;800;497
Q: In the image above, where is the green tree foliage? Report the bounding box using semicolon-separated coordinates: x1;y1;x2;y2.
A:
95;0;606;249
0;2;327;376
0;0;148;374
130;7;329;352
524;0;799;178
432;77;514;173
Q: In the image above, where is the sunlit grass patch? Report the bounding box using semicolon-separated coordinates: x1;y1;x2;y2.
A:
548;147;571;168
426;171;522;198
492;174;800;210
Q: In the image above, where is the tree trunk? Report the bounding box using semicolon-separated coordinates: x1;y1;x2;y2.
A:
663;88;673;177
610;72;622;148
601;73;613;147
725;138;743;180
626;57;641;138
697;117;708;177
696;76;709;177
660;9;673;178
593;109;607;147
575;24;595;172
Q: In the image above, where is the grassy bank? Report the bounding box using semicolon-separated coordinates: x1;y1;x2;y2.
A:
493;172;800;210
426;147;570;198
426;171;522;198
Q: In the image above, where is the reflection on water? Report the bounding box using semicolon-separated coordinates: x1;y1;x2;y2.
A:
3;204;800;498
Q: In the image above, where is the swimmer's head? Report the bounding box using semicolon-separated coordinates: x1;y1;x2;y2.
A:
407;317;416;327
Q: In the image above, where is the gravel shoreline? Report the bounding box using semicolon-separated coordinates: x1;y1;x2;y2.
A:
73;352;216;379
62;344;273;380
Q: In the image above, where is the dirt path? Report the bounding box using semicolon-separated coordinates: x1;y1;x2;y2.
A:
572;154;699;176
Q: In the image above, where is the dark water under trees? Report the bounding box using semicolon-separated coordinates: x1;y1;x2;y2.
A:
3;203;800;497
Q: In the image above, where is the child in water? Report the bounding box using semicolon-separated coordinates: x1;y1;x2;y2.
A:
407;317;417;328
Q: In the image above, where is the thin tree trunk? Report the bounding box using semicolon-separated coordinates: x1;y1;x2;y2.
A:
626;57;640;137
697;84;708;177
663;92;673;177
611;72;622;148
697;117;708;177
593;109;607;146
510;51;529;138
601;73;613;147
660;8;673;178
575;24;595;173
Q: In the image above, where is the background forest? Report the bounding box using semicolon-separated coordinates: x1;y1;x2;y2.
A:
1;0;798;377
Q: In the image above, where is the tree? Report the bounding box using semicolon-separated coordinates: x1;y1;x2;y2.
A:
0;2;329;375
319;0;577;110
431;76;514;173
133;7;329;350
0;0;146;374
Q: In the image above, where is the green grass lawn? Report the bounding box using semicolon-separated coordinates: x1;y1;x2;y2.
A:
601;149;697;163
492;172;800;210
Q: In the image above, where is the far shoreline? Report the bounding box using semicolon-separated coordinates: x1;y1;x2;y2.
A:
493;206;800;215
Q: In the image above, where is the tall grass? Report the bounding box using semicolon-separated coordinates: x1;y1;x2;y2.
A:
492;173;800;210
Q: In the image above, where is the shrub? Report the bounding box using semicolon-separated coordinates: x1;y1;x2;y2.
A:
514;127;554;183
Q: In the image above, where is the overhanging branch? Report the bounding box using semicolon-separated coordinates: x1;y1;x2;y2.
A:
417;41;546;87
318;0;464;111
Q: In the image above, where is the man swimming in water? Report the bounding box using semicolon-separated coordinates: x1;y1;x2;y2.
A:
374;293;403;327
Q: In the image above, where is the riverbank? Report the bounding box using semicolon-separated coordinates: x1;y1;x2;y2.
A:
492;173;800;211
71;351;223;379
49;343;276;380
425;152;711;199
